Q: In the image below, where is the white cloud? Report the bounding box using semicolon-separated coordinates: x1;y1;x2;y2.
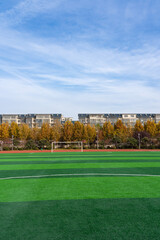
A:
0;0;63;25
2;33;160;83
0;0;160;118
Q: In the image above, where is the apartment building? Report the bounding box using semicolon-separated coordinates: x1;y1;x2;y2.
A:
34;114;62;128
78;113;160;126
0;114;62;128
0;114;26;125
78;114;123;126
25;114;36;128
104;114;122;125
61;116;73;124
1;113;160;128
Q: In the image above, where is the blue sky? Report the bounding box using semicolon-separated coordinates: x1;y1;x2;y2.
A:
0;0;160;119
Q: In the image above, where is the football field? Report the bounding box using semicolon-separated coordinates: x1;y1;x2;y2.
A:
0;151;160;240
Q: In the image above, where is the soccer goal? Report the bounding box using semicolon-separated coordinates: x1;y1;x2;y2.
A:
51;141;83;152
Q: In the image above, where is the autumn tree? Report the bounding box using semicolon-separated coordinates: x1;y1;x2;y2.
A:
0;123;9;140
102;121;114;140
30;127;40;141
134;120;144;132
63;121;74;141
9;122;19;139
50;122;62;141
84;124;96;144
156;122;160;136
114;120;127;142
39;123;51;140
126;124;133;138
73;121;83;141
83;125;88;142
144;120;156;137
19;124;30;140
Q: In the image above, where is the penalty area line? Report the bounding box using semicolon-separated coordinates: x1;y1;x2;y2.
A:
0;173;160;180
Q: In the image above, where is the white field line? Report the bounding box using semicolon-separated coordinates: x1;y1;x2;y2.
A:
14;154;114;158
2;153;160;161
1;173;160;180
0;154;115;160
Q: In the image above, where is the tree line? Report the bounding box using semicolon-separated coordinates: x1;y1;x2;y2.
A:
0;119;160;149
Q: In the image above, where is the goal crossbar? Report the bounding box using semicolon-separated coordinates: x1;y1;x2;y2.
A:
51;141;83;152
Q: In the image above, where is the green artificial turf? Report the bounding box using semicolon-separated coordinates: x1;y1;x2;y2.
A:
0;151;160;239
0;176;160;202
0;198;160;240
1;155;160;162
0;151;160;161
0;167;160;179
1;161;160;170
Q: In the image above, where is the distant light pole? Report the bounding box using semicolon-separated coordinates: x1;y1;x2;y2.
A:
12;135;14;151
96;130;99;149
138;133;141;149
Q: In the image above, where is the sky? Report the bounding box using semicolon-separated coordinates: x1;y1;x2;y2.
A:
0;0;160;119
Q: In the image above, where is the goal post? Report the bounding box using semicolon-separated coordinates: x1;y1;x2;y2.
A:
51;141;83;152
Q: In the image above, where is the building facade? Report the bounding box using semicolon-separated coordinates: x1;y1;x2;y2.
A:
0;114;62;128
0;114;26;125
61;116;73;124
1;113;160;128
78;113;160;126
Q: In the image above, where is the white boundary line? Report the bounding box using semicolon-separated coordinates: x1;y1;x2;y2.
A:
1;173;160;180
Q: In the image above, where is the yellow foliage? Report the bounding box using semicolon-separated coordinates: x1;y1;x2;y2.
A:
63;121;74;141
102;121;114;139
30;127;40;140
84;124;96;143
9;122;19;138
50;122;62;141
73;121;83;141
114;120;128;141
39;123;51;140
144;120;156;137
134;120;144;132
19;124;30;140
0;123;9;140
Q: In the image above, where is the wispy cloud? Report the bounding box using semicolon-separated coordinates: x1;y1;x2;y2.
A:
0;0;64;25
0;0;160;118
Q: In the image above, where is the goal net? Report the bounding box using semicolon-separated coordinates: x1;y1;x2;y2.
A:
51;141;83;152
